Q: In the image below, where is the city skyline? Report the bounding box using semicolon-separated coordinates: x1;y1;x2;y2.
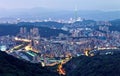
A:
0;0;120;76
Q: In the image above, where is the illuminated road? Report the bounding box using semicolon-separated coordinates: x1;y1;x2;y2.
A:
10;43;29;52
14;37;31;42
9;37;31;52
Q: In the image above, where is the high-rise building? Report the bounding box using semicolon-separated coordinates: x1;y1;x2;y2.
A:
30;28;39;36
20;27;24;34
20;27;27;34
75;6;78;21
23;27;27;34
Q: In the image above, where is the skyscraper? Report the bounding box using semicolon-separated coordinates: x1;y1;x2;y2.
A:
20;27;27;34
75;5;78;21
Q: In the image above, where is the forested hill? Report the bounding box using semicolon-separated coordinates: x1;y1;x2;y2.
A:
109;19;120;31
0;51;58;76
0;24;70;38
64;54;120;76
1;50;120;76
18;21;64;29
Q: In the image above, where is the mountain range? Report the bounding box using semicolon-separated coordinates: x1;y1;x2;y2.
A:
0;8;120;21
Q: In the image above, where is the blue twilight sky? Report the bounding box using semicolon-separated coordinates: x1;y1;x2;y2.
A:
0;0;120;11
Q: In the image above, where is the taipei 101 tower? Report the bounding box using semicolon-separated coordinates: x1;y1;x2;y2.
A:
74;5;83;22
75;5;78;21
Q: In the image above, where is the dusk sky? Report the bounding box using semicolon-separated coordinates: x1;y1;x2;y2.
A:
0;0;120;11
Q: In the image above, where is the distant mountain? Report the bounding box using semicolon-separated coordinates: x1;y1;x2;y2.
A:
0;8;120;21
0;51;58;76
18;21;64;29
64;54;120;76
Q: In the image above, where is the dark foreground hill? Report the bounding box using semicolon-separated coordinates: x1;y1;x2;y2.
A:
1;50;120;76
65;54;120;76
0;51;58;76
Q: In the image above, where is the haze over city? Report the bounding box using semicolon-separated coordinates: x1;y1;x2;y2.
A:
0;0;120;10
